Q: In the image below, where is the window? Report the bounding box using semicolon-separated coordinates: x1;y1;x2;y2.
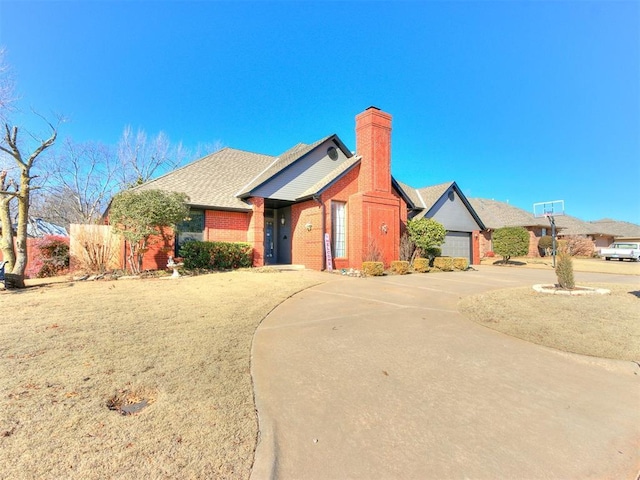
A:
175;209;205;255
331;201;346;258
541;228;547;236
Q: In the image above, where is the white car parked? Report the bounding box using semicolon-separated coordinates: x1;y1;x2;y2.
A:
600;242;640;261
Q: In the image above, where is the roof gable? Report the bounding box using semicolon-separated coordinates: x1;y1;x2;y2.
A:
410;182;485;230
239;135;354;201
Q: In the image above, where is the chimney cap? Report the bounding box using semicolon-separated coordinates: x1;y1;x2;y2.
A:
366;105;381;111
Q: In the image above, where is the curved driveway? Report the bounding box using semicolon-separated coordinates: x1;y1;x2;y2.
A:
251;266;639;479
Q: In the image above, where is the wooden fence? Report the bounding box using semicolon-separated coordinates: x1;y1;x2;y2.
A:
69;224;123;272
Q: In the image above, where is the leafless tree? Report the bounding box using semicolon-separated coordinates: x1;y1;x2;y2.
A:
117;126;188;188
0;47;16;122
34;138;117;227
0;118;57;286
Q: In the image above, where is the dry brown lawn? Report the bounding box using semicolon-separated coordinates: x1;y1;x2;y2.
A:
459;283;640;361
0;270;326;479
481;256;640;275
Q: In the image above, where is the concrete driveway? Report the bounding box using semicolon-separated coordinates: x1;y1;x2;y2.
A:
251;266;640;479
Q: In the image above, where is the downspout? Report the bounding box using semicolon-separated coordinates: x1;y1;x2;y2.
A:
313;194;326;271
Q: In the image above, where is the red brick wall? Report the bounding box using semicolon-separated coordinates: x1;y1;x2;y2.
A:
132;226;174;271
356;108;393;193
479;231;492;258
204;210;249;242
291;200;324;270
247;197;265;267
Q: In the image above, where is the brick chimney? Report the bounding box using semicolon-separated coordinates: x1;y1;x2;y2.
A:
355;106;392;193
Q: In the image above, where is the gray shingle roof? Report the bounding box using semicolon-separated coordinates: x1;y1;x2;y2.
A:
468;198;546;229
553;215;607;236
395;181;425;209
135;147;275;210
590;219;640;238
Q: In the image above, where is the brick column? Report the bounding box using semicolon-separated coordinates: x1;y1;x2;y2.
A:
248;197;265;267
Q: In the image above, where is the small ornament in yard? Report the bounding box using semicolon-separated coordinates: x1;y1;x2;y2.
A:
167;256;183;278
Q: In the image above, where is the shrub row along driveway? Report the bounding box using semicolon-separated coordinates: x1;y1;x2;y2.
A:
251;266;639;480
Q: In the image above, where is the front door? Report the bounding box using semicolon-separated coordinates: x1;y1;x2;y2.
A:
264;220;275;264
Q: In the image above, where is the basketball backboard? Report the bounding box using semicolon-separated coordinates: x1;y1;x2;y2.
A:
533;200;565;218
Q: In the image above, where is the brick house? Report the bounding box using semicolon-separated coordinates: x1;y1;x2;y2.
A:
131;107;484;271
468;198;630;257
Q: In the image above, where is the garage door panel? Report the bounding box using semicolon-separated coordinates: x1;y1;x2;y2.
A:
441;232;471;261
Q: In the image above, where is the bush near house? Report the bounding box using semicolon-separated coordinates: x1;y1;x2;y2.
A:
179;241;253;270
493;227;529;263
362;261;384;276
391;260;409;275
453;257;469;270
413;257;430;273
26;235;70;278
538;235;555;256
434;257;454;271
563;235;595;257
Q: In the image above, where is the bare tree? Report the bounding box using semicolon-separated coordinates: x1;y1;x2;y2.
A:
0;170;17;269
117;126;188;188
0;119;57;286
0;47;16;122
35;138;117;227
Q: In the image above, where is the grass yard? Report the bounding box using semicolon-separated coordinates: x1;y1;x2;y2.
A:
459;283;640;362
481;256;640;275
0;270;326;479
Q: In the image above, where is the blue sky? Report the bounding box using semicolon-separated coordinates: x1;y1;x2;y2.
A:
1;1;638;223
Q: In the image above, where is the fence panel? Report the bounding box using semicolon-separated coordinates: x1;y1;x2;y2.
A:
70;224;123;272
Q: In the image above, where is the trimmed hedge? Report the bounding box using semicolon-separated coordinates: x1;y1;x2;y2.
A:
433;257;454;271
179;241;253;270
413;257;430;273
362;261;384;276
453;257;469;271
391;260;409;275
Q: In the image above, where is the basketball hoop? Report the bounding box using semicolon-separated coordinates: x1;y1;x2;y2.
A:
533;200;566;268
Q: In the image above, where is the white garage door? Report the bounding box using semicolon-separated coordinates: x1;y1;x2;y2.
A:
441;232;472;261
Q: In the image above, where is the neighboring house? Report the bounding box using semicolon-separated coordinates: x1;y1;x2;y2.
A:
468;199;548;257
397;181;485;261
467;199;638;257
589;219;640;246
127;107;485;271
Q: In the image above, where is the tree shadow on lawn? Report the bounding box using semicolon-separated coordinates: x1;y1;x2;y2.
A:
491;260;527;266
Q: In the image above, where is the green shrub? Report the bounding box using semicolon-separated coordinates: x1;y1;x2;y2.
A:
556;252;575;289
453;257;469;270
391;260;409;275
493;227;530;263
179;241;253;270
433;257;454;271
413;257;430;273
538;235;553;255
425;247;442;258
362;261;384;276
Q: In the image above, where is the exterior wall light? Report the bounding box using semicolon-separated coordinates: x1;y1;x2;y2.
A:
305;223;313;231
280;214;286;226
381;223;388;234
